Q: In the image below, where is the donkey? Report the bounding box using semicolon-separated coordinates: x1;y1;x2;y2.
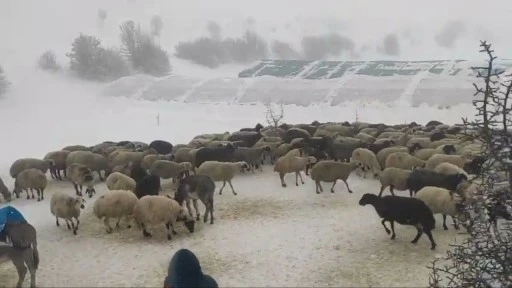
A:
0;223;39;288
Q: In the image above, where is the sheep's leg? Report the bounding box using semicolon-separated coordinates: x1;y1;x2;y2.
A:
342;179;353;193
72;183;80;196
228;180;237;195
25;189;30;200
71;218;78;235
125;215;132;229
50;168;56;179
141;223;152;238
298;171;305;185
97;170;104;181
424;229;437;250
36;189;41;202
279;172;286;187
56;169;62;180
452;216;460;230
40;188;44;201
205;198;214;224
55;216;60;227
104;217;113;233
295;172;299;186
409;189;414;197
315;181;322;194
186;199;194;217
381;219;391;235
411;224;424;244
442;215;448;230
63;168;67;179
389;185;395;196
390;221;396;240
219;180;226;195
64;219;72;230
330;181;337;193
378;186;386;197
115;217;121;228
193;199;200;221
259;163;263;172
165;223;173;240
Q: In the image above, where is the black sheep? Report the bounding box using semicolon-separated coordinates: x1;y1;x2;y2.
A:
463;156;485;175
195;143;236;168
429;130;446;142
283;128;310;144
368;139;394;155
148;140;173;155
129;162;149;183
228;131;262;147
240;123;264;132
134;174;161;199
406;169;468;197
442;144;457;155
359;193;437;250
426;120;443;127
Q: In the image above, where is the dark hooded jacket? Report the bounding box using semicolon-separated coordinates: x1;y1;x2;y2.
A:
164;248;218;288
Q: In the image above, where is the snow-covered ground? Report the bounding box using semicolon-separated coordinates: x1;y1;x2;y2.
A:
0;69;474;287
1;0;501;286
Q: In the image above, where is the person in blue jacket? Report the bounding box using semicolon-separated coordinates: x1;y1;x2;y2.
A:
164;248;218;288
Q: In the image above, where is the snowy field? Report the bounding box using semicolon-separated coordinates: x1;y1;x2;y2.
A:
1;0;508;286
0;70;475;287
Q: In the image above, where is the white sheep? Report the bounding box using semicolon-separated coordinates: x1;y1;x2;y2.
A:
196;161;249;195
133;194;195;240
108;149;157;168
406;137;432;148
351;148;381;178
273;153;317;187
309;160;363;194
141;154;174;170
377;167;412;197
50;191;86;235
412;148;438;161
414;186;464;230
149;160;193;182
433;162;468;177
385;152;425;170
93;190;138;233
9;158;53;179
376;146;409;168
105;172;136;192
425;154;471;170
13;168;48;201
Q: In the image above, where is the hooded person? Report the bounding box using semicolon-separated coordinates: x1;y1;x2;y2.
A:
164;248;218;288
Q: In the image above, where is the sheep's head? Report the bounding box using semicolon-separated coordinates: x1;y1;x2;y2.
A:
262;145;271;152
359;193;378;206
408;142;422;154
182;162;193;171
44;159;56;168
177;210;195;233
146;148;158;155
68;196;86;209
85;185;96;198
255;123;264;131
350;160;364;170
307;156;317;164
237;161;250;170
442;144;456;155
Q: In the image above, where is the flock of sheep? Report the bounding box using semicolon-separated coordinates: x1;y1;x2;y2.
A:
1;119;508;253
